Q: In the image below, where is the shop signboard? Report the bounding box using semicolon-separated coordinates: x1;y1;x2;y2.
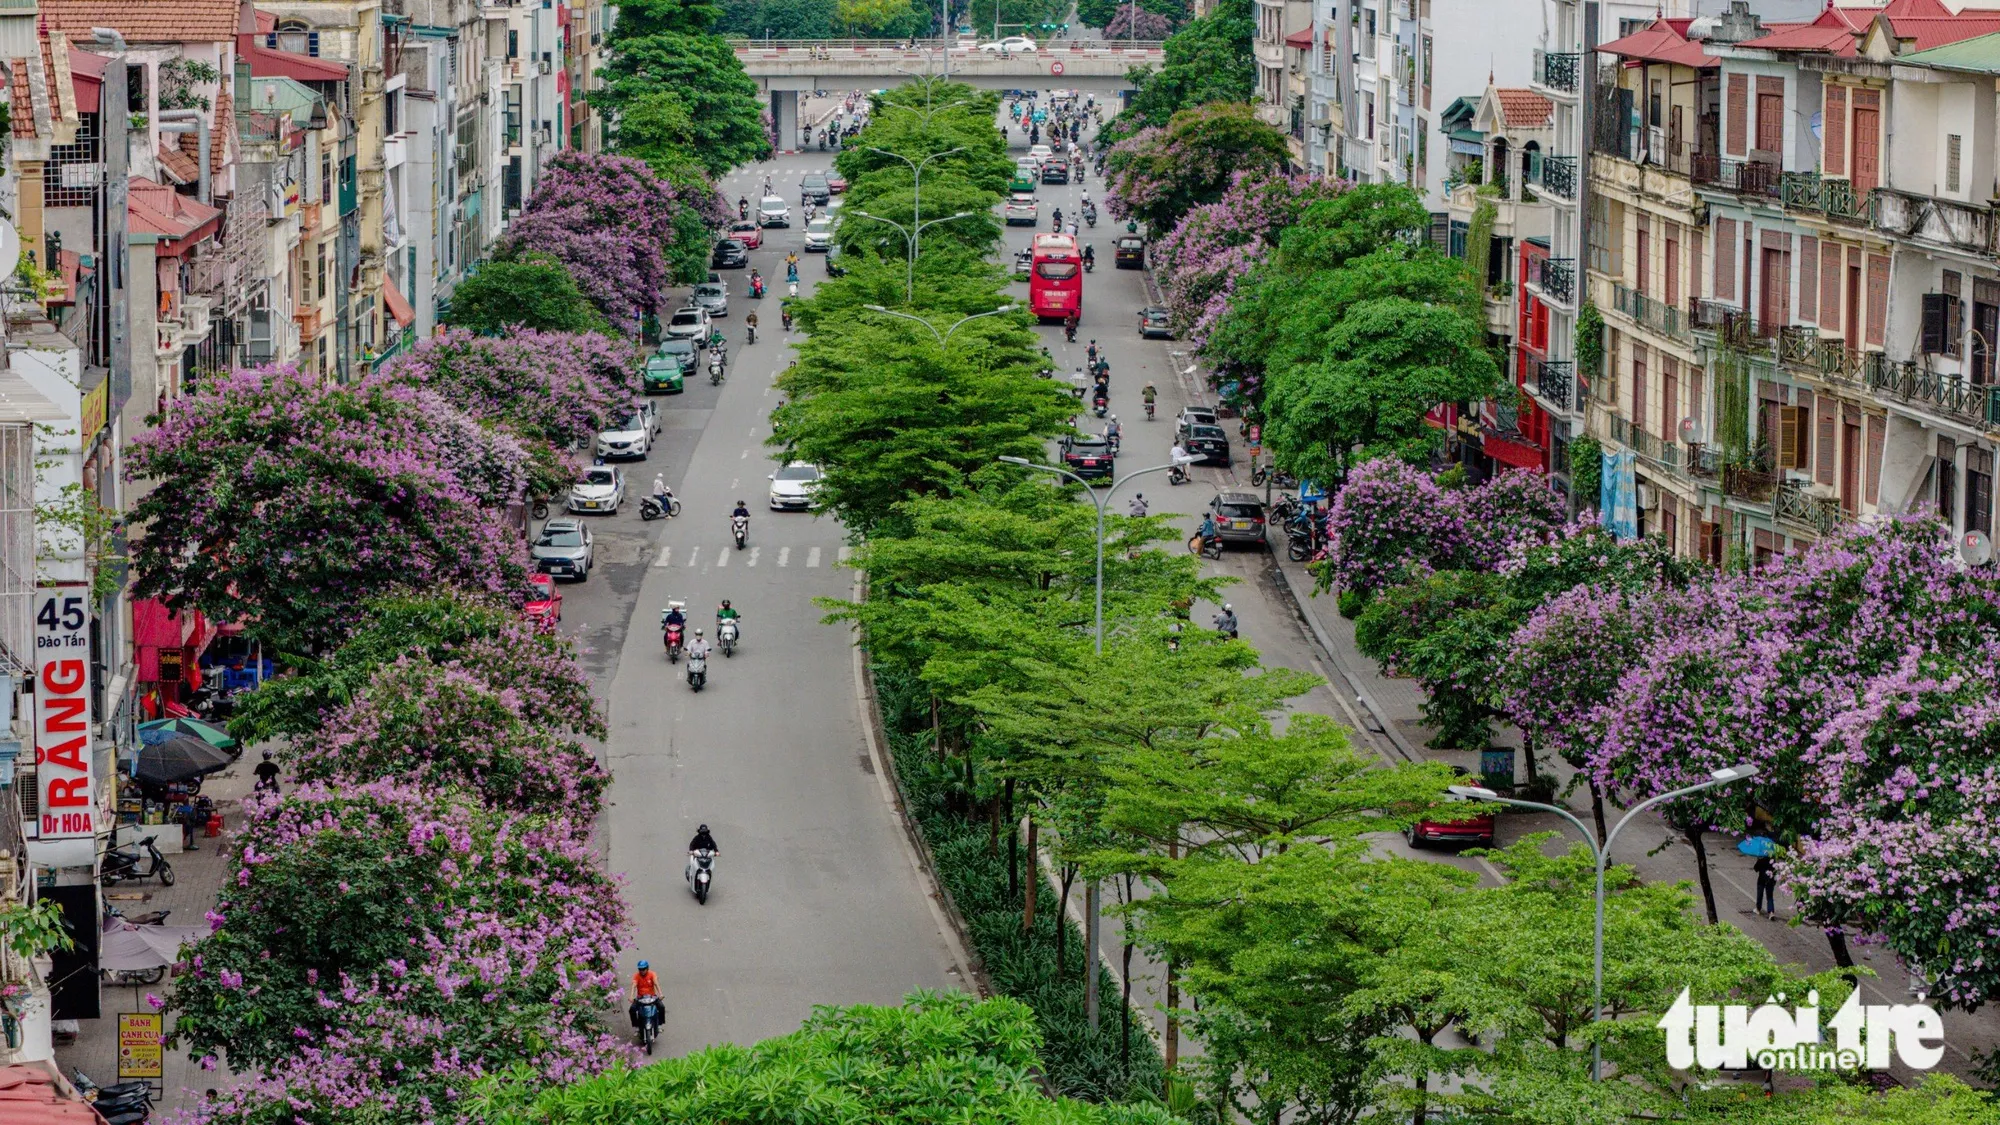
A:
34;589;94;840
117;1013;163;1079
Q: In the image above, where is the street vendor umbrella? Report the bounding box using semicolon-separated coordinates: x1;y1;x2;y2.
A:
98;924;208;972
139;717;238;754
133;732;234;787
1738;836;1778;857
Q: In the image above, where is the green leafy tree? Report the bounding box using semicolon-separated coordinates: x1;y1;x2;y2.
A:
441;256;608;336
716;0;841;37
596;34;770;176
1105;100;1289;233
1355;569;1514;750
1111;0;1254;139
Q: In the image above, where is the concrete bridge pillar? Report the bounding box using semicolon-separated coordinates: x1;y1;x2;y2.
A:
770;89;802;152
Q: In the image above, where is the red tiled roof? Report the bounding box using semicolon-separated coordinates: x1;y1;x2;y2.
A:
43;0;240;43
0;1063;104;1125
1599;18;1719;67
1283;26;1329;48
9;62;32;139
238;34;348;81
128;176;224;252
157;142;199;184
1892;16;2000;49
1495;87;1552;127
1740;2;2000;56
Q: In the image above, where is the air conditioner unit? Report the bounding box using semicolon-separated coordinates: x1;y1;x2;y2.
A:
536;58;552;74
1636;482;1659;510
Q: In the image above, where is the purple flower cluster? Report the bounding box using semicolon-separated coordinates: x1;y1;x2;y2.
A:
1323;459;1564;600
1153;170;1342;350
502;150;705;325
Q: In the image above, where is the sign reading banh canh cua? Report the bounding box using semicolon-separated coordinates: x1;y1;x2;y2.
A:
34;590;94;839
117;1013;162;1079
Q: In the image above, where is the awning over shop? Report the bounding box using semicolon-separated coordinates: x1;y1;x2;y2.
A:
384;274;416;330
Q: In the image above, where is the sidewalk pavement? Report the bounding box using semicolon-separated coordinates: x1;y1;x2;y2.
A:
1265;547;2000;1084
53;754;260;1117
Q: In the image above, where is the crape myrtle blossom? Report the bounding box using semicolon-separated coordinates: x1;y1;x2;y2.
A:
500;150;704;326
1153;169;1342;350
1321;459;1563;601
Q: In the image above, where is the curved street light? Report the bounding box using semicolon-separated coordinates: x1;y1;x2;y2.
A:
849;208;981;303
862;303;1015;348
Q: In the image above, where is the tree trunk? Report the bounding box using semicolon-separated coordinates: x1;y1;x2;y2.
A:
1023;818;1039;932
1686;824;1720;925
931;695;944;762
1522;730;1539;781
1164;840;1180;1069
1588;777;1609;845
988;791;1000;858
1057;863;1078;979
1826;926;1856;971
1006;780;1018;902
1120;935;1134;1079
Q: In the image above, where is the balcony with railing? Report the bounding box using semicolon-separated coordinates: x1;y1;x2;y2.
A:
1533;359;1573;410
1779;172;1876;224
1691;153;1780;199
1723;464;1778;503
1534;154;1578;201
1611;415;1685;475
1691;299;1777;356
1611;283;1688;341
1526;256;1576;306
1865;357;2000;429
1533;49;1579;94
1774;479;1845;536
1774;326;1882;390
1874;188;1998;257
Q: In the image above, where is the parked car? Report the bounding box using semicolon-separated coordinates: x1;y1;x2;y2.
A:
522;573;563;627
768;461;824;509
567;465;625;515
1139;306;1173;339
728;219;764;249
595;410;653;460
1114;235;1146;269
693;281;730;318
531;518;595;579
979;35;1037;51
643;352;687;394
1181;423;1231;466
800;173;832;204
825;172;849;193
1005;194;1039;226
665;306;709;342
1059;432;1114;480
711;239;750;269
1177;405;1218;432
1206;491;1267;545
1040;159;1069;184
1407;768;1496;848
757;195;792;227
804;216;834;252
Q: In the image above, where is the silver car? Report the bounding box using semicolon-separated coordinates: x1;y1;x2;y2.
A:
531;518;595;579
692;282;729;319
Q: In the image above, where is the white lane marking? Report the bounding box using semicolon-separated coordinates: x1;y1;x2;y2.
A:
717;546;730;567
655;545;673;568
741;448;750;459
837;545;853;563
730;478;739;490
748;427;758;436
687;545;701;569
807;546;822;568
778;546;791;567
763;385;771;398
748;547;762;567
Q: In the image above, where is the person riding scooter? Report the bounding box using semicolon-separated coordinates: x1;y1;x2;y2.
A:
686;824;720;885
746;311;758;344
1198;513;1221;554
738;196;749;221
750;268;765;298
1213;603;1239;638
1082;244;1095;272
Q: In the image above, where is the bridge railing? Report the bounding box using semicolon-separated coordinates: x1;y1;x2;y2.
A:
727;38;1166;52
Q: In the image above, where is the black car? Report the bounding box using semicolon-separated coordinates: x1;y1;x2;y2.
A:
1060;432;1115;480
1041;159;1070;184
1181;423;1230;465
1114;235;1146;269
658;337;698;374
711;239;750;269
1139;306;1173;339
801;173;832;204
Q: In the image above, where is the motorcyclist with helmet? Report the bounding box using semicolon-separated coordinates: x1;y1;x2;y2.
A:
629;960;662;1031
686;824;720;886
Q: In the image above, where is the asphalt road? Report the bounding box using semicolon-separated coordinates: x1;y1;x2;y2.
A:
550;147;968;1057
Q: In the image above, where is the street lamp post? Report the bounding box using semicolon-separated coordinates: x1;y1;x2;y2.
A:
862;303;1016;347
1447;762;1760;1081
999;452;1198;1030
849;209;980;304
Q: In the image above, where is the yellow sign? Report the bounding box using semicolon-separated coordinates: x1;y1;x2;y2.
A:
80;380;108;445
117;1013;162;1079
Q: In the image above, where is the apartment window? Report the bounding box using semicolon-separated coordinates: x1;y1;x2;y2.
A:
1361;7;1375;57
1947;134;1963;194
386;90;400;136
321;154;333;209
508;29;520;59
1619;16;1649;37
1778;404;1810;470
316;336;328;377
1938;439;1959;525
1588;196;1622;277
271;21;321;57
316;244;327;300
1755;77;1784;154
1365;94;1375;140
505;156;524;212
1665;226;1681;307
1969;448;1994;536
44;111;100;208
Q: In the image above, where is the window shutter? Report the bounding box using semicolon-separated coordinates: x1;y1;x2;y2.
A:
1948;135;1963;193
1799;236;1818;322
1824;85;1847;176
1756;77;1785;154
1816;402;1836;484
1922;293;1951;354
1716;218;1737;301
1820;242;1843;336
1727;74;1748;157
1865;414;1885;506
1867;254;1889;345
1778;406;1801;469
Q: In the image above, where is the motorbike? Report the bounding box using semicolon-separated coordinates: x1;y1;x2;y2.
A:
1084;207;1097;228
1190;533;1223;560
102;835;173;887
1214;611;1239;638
1090;357;1110;380
718;618;740;657
662;608;686;662
1287;522;1318;562
1093;397;1110;419
1083;256;1094;273
709;355;726;386
732;514;750;550
687;650;709;692
1168;464;1190;486
1065;322;1078;343
746;324;757;345
687;848;717;903
1144;400;1156;420
751;277;765;298
641;491;682;521
781;309;794;331
1251;463;1297;489
633;995;664;1055
73;1070;152;1124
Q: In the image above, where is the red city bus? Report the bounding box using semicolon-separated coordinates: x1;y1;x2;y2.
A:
1029;233;1083;323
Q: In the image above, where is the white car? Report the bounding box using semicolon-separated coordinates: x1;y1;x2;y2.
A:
665;306;709;343
769;462;824;510
757;195;792;227
1028;144;1053;164
979;35;1037;52
595;410;652;460
568;465;625;514
804;217;833;252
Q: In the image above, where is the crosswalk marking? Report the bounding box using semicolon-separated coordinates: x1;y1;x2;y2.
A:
748;547;762;567
655;546;673;568
717;547;730;567
837;546;853;563
778;547;791;567
687;545;700;569
807;547;822;568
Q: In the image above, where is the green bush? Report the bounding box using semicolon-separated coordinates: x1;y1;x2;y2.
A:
874;663;1166;1102
1337;587;1369;619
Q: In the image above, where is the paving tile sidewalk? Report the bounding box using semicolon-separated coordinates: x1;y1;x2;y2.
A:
53;752;261;1117
1268;550;2000;1084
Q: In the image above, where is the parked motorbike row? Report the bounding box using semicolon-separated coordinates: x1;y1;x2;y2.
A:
75;1070;152;1124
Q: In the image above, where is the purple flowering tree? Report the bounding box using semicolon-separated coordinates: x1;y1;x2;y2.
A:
125;366;529;654
1153;170;1344;349
1456;469;1568;571
1103;102;1291;232
502;151;705;327
1104;4;1175;38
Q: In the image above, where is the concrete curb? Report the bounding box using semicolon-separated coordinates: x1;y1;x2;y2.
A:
1271;545;1424;766
850;574;991;998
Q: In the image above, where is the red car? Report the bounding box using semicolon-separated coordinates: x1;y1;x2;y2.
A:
825;172;849;193
523;573;563;629
728;220;764;250
1406;768;1496;848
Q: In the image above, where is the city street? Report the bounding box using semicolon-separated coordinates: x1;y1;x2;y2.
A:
546;150;969;1056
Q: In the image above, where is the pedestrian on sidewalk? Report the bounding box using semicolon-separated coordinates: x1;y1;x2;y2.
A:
253;751;282;795
178;797;202;852
1753;854;1777;918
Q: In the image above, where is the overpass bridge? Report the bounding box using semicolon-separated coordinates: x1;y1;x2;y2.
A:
730;40;1164;147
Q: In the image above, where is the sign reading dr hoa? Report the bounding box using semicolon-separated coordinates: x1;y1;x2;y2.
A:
34;590;95;839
